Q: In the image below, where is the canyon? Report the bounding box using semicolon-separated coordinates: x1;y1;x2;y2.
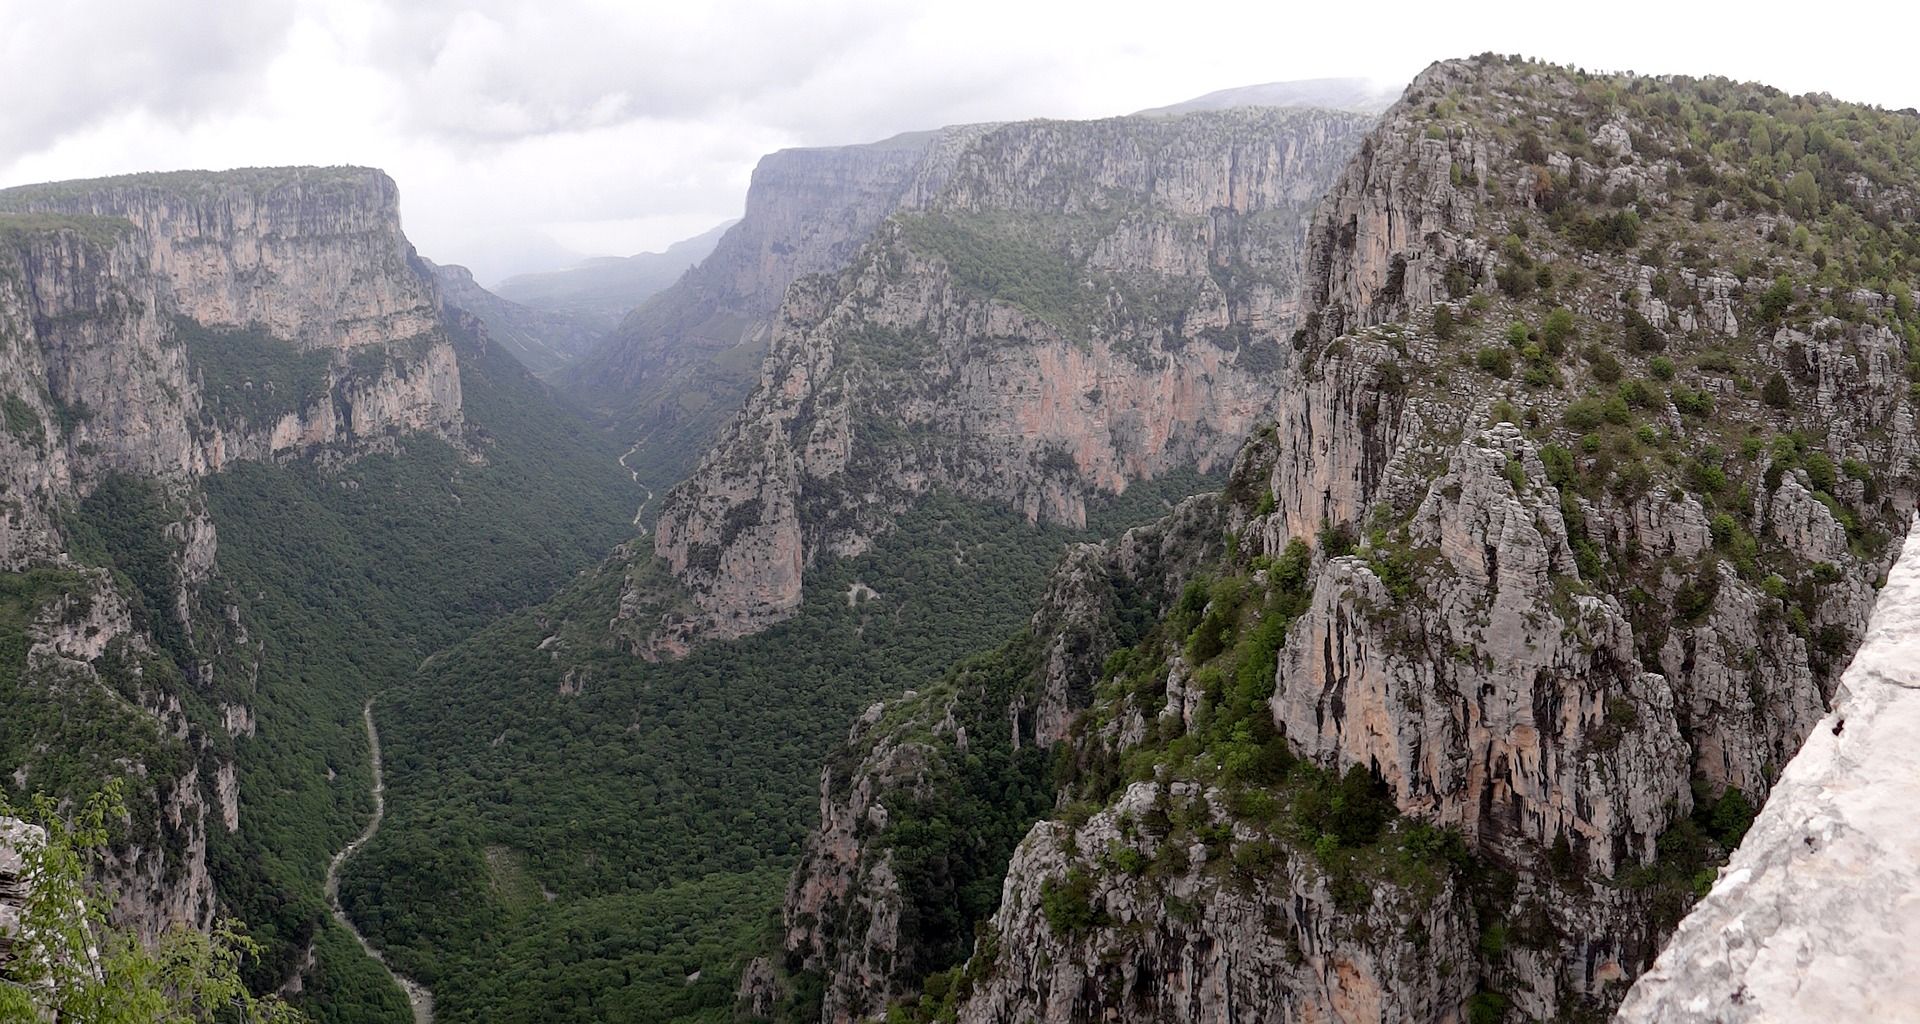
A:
4;53;1920;1024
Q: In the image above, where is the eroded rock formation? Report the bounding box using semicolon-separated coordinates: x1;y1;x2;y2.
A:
771;55;1920;1024
646;106;1374;650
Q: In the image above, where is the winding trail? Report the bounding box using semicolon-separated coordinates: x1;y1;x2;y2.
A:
325;701;435;1024
617;440;656;530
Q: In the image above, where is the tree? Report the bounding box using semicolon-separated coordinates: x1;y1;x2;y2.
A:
1763;371;1792;408
0;783;303;1024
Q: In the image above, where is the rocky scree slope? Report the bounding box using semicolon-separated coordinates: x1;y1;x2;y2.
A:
0;168;468;952
763;54;1920;1024
643;106;1375;653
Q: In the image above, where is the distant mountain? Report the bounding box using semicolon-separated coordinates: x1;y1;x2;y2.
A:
494;220;734;331
426;259;605;378
1135;75;1402;116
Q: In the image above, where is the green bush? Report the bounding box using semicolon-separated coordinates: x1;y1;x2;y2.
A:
1542;307;1577;349
1563;398;1607;430
1758;277;1795;324
1623;309;1666;352
1590;349;1622;383
1040;867;1102;935
1671;384;1714;417
1804;451;1838;492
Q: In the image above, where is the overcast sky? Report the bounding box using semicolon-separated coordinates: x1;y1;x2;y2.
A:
6;1;1919;284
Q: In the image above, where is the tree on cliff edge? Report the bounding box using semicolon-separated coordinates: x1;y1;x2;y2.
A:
0;782;303;1023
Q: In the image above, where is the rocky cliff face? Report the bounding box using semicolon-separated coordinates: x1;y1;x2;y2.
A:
1;167;439;350
0;168;464;486
564;131;982;490
0;167;470;947
771;55;1920;1024
1616;520;1920;1023
778;498;1228;1021
646;107;1374;651
0;818;39;962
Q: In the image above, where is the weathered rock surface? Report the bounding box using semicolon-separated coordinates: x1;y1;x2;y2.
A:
1616;522;1920;1024
564;130;984;487
0;167;440;350
648;106;1373;649
0;168;466;530
783;54;1920;1024
1267;425;1692;876
957;783;1476;1024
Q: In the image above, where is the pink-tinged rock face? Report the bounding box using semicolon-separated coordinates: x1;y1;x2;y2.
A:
646;108;1373;651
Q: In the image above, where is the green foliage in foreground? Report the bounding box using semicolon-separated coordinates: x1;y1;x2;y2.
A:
0;782;302;1023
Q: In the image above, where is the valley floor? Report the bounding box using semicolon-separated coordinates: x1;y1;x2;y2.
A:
327;701;436;1024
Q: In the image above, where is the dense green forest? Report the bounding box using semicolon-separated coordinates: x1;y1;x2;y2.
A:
201;326;636;1022
336;461;1218;1024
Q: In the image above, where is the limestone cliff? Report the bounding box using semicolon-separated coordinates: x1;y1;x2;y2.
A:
564;130;982;488
0;167;439;350
647;106;1374;650
772;55;1920;1024
0;168;465;482
0;167;470;948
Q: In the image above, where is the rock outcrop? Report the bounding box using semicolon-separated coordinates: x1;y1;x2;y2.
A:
0;168;465;498
646;106;1374;650
0;817;43;968
1616;521;1920;1023
957;782;1477;1024
778;55;1920;1024
1;167;440;350
779;499;1228;1021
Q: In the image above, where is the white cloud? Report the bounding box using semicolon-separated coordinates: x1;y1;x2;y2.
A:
4;0;1918;284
